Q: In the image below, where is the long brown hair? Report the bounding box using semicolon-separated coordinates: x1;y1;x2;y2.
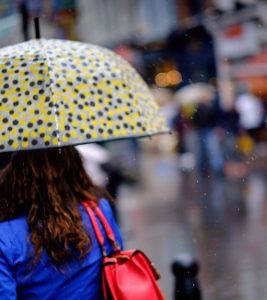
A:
0;146;110;266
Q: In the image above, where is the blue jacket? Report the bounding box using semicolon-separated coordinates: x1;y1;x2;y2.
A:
0;199;123;299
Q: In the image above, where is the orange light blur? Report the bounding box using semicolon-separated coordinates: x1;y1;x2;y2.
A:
155;73;169;87
155;70;182;87
166;70;182;85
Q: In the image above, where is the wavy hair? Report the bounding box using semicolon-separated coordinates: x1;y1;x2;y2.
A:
0;147;110;266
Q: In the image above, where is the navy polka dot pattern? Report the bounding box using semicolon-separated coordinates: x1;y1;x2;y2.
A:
0;39;168;152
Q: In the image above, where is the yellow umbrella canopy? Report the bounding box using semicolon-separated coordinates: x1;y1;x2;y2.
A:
0;39;168;152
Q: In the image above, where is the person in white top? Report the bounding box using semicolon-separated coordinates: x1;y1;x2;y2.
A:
235;92;265;131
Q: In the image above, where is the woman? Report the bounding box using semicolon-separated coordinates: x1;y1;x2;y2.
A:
0;147;122;299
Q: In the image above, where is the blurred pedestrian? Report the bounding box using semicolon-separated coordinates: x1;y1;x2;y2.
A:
172;109;188;154
235;86;265;142
218;100;247;178
101;140;140;223
192;91;224;176
0;147;122;299
219;98;240;157
76;143;110;187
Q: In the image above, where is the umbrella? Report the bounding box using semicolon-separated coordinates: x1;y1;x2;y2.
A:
174;83;215;106
0;39;168;152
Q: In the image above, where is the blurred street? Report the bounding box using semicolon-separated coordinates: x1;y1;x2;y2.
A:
1;0;267;299
117;146;267;300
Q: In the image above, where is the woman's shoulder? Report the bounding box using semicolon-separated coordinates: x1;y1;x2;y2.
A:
80;198;123;250
98;198;113;214
98;198;118;227
97;198;123;249
0;216;28;247
0;215;27;229
80;198;114;222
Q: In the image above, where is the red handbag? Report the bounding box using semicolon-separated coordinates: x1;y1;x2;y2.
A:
82;200;165;300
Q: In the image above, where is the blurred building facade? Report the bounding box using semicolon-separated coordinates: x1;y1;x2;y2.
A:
0;1;20;47
77;0;178;45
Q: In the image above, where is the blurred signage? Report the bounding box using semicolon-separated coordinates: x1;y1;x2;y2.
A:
217;22;260;59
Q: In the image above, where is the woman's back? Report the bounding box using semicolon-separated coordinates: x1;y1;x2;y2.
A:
0;199;122;300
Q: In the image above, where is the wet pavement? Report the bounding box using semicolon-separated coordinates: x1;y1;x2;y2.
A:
117;149;267;300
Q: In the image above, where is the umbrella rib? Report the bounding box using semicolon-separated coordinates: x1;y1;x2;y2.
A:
43;42;62;148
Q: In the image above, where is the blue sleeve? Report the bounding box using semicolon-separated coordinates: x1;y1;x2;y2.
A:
98;199;123;251
0;249;17;299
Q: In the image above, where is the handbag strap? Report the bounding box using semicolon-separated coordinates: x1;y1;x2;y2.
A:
82;200;120;256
